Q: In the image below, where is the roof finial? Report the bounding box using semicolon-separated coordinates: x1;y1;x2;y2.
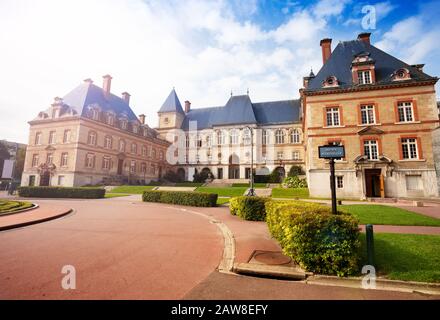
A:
309;67;315;77
230;89;233;97
247;88;249;95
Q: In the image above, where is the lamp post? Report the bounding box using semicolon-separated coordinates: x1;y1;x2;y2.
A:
245;126;255;196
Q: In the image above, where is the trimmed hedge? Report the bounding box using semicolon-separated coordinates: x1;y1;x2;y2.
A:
229;196;271;221
142;190;217;207
266;201;360;276
17;186;105;199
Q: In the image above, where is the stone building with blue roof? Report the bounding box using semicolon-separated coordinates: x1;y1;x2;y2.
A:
156;88;304;182
21;75;170;187
302;33;439;199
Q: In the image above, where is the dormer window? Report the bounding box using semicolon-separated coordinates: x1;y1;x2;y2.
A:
106;113;115;126
323;76;339;88
358;70;371;84
91;108;99;120
120;119;127;130
133;124;138;134
392;68;411;81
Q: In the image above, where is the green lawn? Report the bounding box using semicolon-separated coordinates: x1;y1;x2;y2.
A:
217;197;231;205
110;186;155;194
196;187;247;197
104;193;132;198
360;233;440;283
231;183;268;188
175;182;204;187
271;188;310;199
341;205;440;226
0;200;33;214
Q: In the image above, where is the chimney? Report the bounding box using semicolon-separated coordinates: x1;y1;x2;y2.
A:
320;38;332;65
122;92;131;104
84;78;93;84
139;114;145;124
184;100;191;113
358;32;371;45
102;74;112;94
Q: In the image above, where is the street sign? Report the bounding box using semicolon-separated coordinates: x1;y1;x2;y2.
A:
319;145;345;159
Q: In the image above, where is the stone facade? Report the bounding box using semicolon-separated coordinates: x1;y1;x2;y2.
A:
433;126;440;196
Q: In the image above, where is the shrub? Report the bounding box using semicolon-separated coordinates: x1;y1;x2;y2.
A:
229;196;271;221
142;190;217;207
265;200;360;276
268;169;282;183
288;165;304;177
282;176;308;188
17;186;105;199
162;170;183;183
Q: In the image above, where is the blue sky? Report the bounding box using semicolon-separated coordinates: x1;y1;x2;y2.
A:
0;0;439;143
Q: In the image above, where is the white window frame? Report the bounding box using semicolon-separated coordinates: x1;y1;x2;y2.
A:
61;153;68;167
326;108;340;127
88;132;97;145
230;129;239;145
401;138;419;159
48;131;56;145
336;176;344;189
397;102;414;122
290;129;300;144
360;105;376;125
358;70;372;84
35;132;42;145
262;130;269;145
364;140;379;160
275;130;285;144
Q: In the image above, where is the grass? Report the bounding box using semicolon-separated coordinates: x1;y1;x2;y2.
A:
217;197;231;205
104;193;132;198
175;182;204;187
271;188;310;199
341;205;440;226
359;233;440;283
110;185;155;194
196;187;247;197
231;183;268;188
0;200;33;214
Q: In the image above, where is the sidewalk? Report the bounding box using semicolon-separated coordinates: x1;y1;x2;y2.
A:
0;202;72;231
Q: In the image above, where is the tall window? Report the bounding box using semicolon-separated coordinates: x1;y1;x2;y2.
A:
337;176;344;189
326;107;340;126
141;162;147;173
262;130;268;145
61;153;68;167
230;129;239;145
275;130;285;144
85;154;95;168
290;129;300;144
32;154;39;167
107;114;114;126
397;102;414;122
401;138;418;159
120;120;127;130
119;139;125;152
277;151;284;159
91;109;99;120
358;70;371;84
131;143;137;154
363;140;379;160
35;132;42;145
292;151;300;160
130;160;136;173
360;105;376;124
46;153;53;164
206;135;212;147
48;131;56;145
217;131;225;145
185;135;190;148
152;148;156;159
142;146;147;157
63;129;71;143
104;136;112;149
102;156;111;170
197;135;202;148
243;128;251;145
133;125;138;134
87;132;97;145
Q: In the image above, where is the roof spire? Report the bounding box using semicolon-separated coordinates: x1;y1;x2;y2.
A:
247;88;249;95
309;68;315;77
230;89;233;97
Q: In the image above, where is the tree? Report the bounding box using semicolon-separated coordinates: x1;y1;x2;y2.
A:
13;147;26;181
0;142;10;178
288;165;305;177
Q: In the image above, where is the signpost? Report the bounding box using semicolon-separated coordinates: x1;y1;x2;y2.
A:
319;145;345;214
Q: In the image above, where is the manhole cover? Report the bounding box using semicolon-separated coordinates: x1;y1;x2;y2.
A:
253;251;291;265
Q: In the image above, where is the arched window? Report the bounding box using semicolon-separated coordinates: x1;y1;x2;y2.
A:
275;130;285;144
185;135;190;148
230;129;239;145
217;131;225;145
290;129;300;144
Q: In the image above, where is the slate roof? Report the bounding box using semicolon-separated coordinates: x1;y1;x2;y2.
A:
307;39;437;92
61;82;139;121
179;94;300;130
158;89;184;114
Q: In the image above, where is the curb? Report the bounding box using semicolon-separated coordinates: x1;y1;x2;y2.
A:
0;204;39;217
0;208;74;232
306;275;440;296
233;263;307;280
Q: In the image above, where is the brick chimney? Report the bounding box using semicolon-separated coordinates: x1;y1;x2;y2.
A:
358;32;371;45
411;64;425;72
102;74;112;94
320;38;332;65
184;100;191;113
122;92;131;104
139;114;145;124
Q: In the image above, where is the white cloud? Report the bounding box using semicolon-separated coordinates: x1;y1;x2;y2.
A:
312;0;351;18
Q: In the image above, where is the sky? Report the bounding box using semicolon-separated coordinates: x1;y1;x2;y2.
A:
1;0;439;143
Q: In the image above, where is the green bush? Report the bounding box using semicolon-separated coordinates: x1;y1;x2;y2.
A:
229;196;270;221
265;200;360;276
282;176;308;188
268;168;282;183
17;186;105;199
142;190;217;207
288;165;304;177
